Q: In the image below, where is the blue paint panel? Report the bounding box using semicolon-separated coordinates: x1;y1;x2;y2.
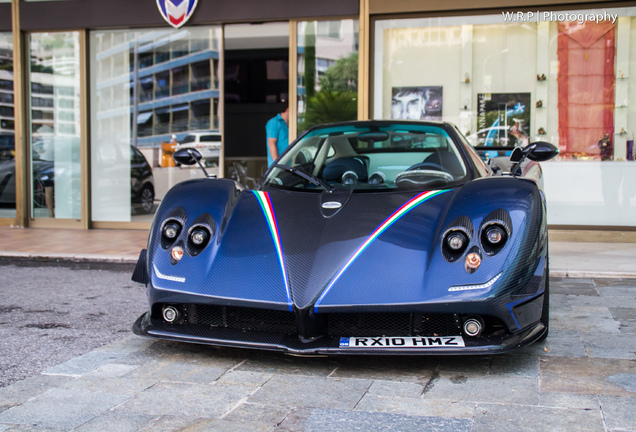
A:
147;180;290;305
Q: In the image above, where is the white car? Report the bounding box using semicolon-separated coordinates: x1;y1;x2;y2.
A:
175;132;222;167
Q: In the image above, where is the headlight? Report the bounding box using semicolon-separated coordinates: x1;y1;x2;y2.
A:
441;216;473;263
480;209;512;255
191;229;208;245
186;213;216;256
485;226;504;244
164;223;180;239
447;232;468;250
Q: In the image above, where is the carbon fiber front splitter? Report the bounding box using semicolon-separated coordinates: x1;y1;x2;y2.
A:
132;312;546;355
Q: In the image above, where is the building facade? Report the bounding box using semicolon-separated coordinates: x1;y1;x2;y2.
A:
0;0;634;231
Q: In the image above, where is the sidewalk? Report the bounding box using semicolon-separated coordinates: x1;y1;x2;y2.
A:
1;226;635;277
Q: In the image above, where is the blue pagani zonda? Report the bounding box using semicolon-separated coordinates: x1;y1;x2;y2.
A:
132;120;558;354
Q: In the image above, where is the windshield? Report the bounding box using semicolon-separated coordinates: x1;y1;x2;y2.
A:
263;123;468;192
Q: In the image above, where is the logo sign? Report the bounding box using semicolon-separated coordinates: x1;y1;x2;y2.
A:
322;201;342;209
157;0;198;29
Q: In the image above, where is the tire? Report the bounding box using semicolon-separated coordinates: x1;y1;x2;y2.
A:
33;177;46;208
139;185;154;214
537;250;550;341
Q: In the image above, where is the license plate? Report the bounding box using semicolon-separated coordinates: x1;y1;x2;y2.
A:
339;336;465;348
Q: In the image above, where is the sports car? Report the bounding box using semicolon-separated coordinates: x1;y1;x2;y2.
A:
132;120;558;355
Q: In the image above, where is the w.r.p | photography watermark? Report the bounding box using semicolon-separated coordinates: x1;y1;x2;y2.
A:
502;11;618;24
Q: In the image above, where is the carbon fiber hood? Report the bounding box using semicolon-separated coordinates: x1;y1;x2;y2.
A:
267;187;455;309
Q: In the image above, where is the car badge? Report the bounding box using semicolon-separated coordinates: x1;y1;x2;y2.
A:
156;0;198;29
322;201;342;209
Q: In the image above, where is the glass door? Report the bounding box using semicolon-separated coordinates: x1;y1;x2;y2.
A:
28;32;82;222
296;19;359;135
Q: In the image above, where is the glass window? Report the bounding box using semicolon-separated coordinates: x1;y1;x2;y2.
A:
29;32;82;220
297;20;359;135
0;33;15;219
90;27;222;223
374;7;636;227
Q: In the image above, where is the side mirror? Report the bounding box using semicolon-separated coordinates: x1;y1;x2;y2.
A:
173;148;202;165
526;141;559;162
173;148;215;178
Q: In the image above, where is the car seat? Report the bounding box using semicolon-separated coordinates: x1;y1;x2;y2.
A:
322;157;369;183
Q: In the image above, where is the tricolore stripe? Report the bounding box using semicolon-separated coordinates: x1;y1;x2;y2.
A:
252;191;293;310
314;189;450;311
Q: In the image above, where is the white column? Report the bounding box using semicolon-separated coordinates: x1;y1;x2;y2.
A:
614;17;630;160
460;25;473;135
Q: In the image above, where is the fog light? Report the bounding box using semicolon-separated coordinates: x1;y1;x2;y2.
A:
191;229;208;245
162;305;179;323
465;252;481;269
463;318;483;337
171;246;184;262
164;223;179;239
486;227;503;244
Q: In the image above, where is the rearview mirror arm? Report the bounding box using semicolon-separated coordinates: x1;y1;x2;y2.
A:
510;144;537;177
186;149;216;178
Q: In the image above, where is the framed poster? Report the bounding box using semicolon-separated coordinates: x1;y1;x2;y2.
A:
475;93;531;147
391;86;442;121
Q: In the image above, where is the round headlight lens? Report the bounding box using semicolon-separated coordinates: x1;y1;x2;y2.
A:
486;227;504;244
191;229;208;245
164;223;179;239
447;232;467;250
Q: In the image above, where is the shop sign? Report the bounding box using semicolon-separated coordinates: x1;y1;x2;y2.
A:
157;0;198;28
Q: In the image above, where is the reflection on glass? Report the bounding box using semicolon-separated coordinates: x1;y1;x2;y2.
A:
297;20;359;134
90;27;222;222
0;33;15;219
29;32;82;220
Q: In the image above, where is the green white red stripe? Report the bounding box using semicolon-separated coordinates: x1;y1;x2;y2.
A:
315;189;449;311
252;191;293;310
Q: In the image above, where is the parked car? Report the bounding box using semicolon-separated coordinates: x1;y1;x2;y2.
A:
174;132;221;168
132;120;557;355
0;144;155;214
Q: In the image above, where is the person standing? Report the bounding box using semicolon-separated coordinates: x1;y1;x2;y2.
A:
266;101;289;166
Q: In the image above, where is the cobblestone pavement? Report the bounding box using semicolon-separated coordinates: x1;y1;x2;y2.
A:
0;277;634;432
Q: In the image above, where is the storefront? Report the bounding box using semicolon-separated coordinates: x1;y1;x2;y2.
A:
0;0;634;231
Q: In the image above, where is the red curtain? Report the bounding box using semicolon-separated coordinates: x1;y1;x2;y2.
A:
557;22;615;157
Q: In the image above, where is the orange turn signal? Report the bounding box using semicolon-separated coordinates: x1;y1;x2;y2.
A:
465;253;481;270
171;246;184;262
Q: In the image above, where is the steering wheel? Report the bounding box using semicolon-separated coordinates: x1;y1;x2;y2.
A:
406;161;449;173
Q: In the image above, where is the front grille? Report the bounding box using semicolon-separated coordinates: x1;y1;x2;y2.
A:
327;313;461;337
183;304;297;334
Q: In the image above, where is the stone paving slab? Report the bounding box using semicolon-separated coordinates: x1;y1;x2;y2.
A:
0;277;634;431
471;403;605;432
354;394;476;419
274;408;473;432
421;373;539;406
540;357;636;397
599;395;636;431
248;375;372;410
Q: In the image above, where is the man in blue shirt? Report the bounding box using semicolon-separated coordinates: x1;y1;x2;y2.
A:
266;101;289;166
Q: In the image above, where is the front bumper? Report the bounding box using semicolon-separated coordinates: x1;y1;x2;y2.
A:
133;311;546;355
